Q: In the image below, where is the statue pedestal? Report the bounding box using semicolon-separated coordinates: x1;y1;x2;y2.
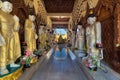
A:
0;66;23;80
74;50;86;58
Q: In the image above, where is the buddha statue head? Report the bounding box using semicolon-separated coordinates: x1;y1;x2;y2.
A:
29;15;35;21
1;0;13;13
77;22;82;32
77;22;82;29
87;13;96;25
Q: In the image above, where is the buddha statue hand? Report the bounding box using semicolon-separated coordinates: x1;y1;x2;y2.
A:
13;15;19;22
35;34;38;39
32;23;35;30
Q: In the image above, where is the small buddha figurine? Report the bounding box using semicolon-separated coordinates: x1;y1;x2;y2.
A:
0;0;21;75
24;15;38;53
86;12;102;58
75;22;85;51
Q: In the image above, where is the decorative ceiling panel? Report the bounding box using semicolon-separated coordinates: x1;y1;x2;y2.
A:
44;0;75;13
50;17;70;22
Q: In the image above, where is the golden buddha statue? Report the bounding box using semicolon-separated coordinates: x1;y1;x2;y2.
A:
0;1;21;75
24;15;37;52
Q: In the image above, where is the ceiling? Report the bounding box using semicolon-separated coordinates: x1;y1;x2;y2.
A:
43;0;75;13
43;0;74;28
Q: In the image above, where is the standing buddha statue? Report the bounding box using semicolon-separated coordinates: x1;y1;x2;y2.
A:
75;22;85;51
24;15;38;53
86;12;102;58
0;0;21;75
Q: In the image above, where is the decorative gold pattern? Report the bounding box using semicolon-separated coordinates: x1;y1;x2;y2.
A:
72;0;87;26
24;0;34;8
33;0;47;24
72;0;99;26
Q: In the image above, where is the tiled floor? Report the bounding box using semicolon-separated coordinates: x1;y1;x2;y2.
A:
31;49;92;80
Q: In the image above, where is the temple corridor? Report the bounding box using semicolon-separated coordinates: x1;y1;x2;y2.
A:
0;0;120;80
